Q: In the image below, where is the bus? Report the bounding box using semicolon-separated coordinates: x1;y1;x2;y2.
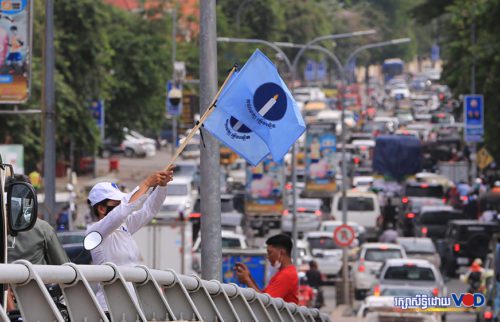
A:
382;58;404;83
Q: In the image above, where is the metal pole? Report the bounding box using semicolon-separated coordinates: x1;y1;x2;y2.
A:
43;0;56;225
199;0;221;281
470;1;477;182
171;8;177;156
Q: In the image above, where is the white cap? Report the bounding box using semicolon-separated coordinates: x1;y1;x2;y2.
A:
88;182;126;206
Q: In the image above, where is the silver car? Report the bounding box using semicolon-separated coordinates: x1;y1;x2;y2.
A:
378;258;447;298
281;198;322;236
396;237;441;269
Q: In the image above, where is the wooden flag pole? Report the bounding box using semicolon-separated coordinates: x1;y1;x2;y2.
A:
164;65;237;170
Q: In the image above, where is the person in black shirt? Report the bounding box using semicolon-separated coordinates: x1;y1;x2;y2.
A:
305;260;324;308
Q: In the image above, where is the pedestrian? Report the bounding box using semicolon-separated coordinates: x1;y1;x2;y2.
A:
85;166;174;316
235;234;299;304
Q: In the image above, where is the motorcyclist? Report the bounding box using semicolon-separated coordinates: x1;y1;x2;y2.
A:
461;258;486;294
305;260;324;308
378;222;398;243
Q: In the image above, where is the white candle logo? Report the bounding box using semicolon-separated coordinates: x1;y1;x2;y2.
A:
234;94;279;131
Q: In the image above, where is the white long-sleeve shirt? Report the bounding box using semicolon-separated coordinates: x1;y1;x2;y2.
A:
86;185;168;311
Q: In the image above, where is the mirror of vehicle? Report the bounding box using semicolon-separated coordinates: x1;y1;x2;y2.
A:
83;231;103;250
7;181;37;235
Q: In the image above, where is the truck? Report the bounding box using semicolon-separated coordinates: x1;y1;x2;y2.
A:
373;135;422;181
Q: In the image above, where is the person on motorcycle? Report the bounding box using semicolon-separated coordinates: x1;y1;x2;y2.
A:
378;222;398;243
305;260;324;308
461;258;486;293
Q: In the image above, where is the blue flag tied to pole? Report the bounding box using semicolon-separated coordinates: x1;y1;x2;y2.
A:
203;72;270;166
214;49;306;162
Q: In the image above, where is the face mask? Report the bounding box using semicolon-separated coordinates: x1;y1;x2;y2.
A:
104;204;118;216
269;252;282;275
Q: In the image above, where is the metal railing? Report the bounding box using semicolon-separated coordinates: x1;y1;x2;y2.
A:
0;260;331;322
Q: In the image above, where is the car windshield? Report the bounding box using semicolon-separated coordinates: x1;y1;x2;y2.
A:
221;198;234;212
184;144;199;152
166;184;188;196
399;241;436;254
295;202;318;213
308;237;338;250
384;266;435;281
337;197;374;211
364;249;402;262
418;211;466;225
222;238;242;248
161;204;180;213
174;164;197;175
405;185;444;198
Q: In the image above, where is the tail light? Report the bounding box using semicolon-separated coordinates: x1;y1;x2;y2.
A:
432;288;439;296
421;227;428;236
420;183;429;188
406;213;415;219
402;197;409;204
460;196;468;202
189;213;201;219
484;311;493;320
297;207;306;212
374;285;380;296
353;157;360;164
285;183;292;190
314;210;322;217
442;197;447;204
358;259;366;272
282;209;289;216
454;243;460;252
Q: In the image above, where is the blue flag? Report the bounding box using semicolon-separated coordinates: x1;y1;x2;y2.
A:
203;73;270;166
216;49;306;161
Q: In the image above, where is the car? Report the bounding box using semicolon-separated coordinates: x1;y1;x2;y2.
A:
99;137;125;158
396;237;441;269
157;176;198;220
352;243;407;300
319;220;366;245
192;230;247;275
181;142;201;159
395;111;414;126
296;239;314;272
173;160;199;178
377;258;446;297
413;205;467;240
399;181;446;236
57;230;92;264
438;220;500;277
331;191;381;241
228;158;246;191
281;198;322;236
304;232;343;280
122;133;156;158
352;176;375;192
190;194;243;231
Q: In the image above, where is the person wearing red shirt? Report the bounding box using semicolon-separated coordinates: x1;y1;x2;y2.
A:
235;234;299;304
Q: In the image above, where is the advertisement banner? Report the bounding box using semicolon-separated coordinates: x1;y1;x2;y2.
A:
0;0;32;103
0;144;23;173
245;156;285;215
304;122;337;197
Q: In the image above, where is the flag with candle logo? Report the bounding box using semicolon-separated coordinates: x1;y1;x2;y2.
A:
203;72;270;166
214;49;306;161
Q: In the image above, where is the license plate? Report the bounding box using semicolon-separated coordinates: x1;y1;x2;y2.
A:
457;257;469;265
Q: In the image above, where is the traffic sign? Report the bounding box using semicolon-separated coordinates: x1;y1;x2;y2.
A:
464;95;484;142
477;147;494;170
304;60;316;82
333;224;356;248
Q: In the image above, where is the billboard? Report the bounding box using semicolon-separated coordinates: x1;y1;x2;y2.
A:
244;156;285;215
304;122;337;197
0;0;33;103
0;144;23;174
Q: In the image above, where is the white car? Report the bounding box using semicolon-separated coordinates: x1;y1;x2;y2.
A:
157;177;197;220
281;198;322;235
228;158;246;190
352;243;407;300
181;142;201;159
123;133;156;158
353;176;375;192
331;191;381;241
378;258;446;297
304;231;343;279
192;230;247;275
319;220;366;245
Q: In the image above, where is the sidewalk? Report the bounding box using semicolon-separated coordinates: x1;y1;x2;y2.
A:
330;305;358;321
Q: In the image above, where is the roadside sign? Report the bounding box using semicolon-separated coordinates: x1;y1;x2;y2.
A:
333;224;355;248
316;60;327;81
431;44;440;62
89;99;104;140
464;95;484;142
0;0;33;103
304;60;316;82
477;147;494;170
166;80;183;116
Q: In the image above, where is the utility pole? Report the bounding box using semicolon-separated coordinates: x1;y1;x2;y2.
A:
199;0;221;281
470;0;477;182
43;0;56;225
